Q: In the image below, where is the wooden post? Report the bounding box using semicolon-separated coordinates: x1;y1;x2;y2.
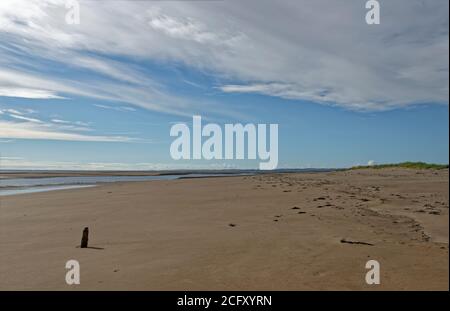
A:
81;227;89;248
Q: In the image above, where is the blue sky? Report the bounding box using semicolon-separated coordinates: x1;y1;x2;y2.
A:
0;0;448;170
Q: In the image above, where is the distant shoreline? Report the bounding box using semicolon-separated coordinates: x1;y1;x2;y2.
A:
2;162;447;179
0;168;337;179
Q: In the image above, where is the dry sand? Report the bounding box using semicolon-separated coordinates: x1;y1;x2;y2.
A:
0;168;448;290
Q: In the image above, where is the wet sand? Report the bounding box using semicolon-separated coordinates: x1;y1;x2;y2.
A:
0;168;448;290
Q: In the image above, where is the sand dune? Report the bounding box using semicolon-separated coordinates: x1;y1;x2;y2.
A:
0;168;448;290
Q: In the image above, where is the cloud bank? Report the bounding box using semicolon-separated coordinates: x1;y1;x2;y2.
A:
0;0;448;113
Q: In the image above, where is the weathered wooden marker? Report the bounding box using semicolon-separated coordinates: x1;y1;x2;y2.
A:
80;227;89;248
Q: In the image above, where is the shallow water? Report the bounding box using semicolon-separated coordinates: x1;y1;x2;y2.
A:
0;175;181;188
0;173;249;196
0;185;96;196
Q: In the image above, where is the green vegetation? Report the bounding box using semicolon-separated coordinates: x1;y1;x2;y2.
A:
351;162;449;170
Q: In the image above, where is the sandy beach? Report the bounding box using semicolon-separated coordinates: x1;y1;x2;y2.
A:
0;168;448;290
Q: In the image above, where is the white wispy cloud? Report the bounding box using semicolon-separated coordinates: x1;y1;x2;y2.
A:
73;56;157;86
8;114;43;123
0;108;22;115
0;66;220;117
0;87;64;99
51;118;90;127
0;120;134;142
0;107;135;142
94;104;136;112
147;6;240;46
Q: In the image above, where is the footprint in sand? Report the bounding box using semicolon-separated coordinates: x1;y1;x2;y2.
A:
428;211;441;215
313;197;327;201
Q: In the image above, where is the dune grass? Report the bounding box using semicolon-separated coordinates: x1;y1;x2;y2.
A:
351;162;449;170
